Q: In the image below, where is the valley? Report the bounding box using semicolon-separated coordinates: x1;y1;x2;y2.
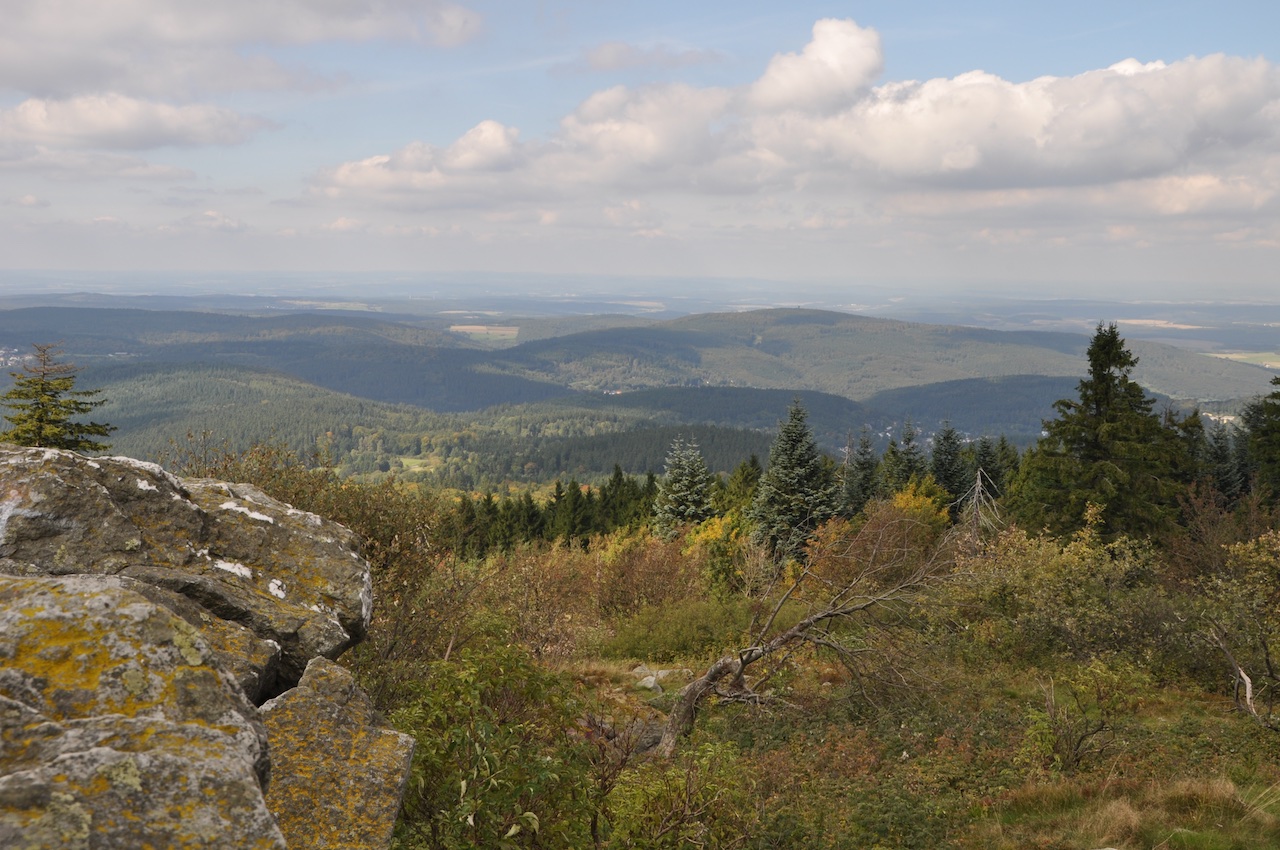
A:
1;295;1275;489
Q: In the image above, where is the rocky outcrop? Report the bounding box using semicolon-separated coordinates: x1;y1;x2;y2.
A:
0;447;412;849
0;448;372;700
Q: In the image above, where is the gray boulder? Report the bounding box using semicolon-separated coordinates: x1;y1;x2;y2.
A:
0;448;371;697
0;574;286;849
0;446;413;849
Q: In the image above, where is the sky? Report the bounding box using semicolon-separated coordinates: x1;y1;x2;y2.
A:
2;1;1279;300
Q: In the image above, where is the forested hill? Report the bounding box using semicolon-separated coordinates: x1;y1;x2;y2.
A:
0;306;571;412
2;305;1270;412
491;308;1270;403
2;304;1275;486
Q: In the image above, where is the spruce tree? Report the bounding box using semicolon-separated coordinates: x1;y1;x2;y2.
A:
714;454;762;515
747;401;838;564
549;479;594;546
1;343;115;451
599;464;648;530
1206;422;1247;504
930;421;969;503
1006;322;1187;539
839;427;880;517
1242;377;1280;502
880;420;927;494
973;437;1002;491
653;437;713;538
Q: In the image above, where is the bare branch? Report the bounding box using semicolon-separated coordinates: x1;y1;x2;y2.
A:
657;510;957;757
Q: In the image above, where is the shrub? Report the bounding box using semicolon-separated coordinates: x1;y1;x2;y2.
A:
606;741;758;848
601;597;755;663
390;642;593;849
951;518;1195;675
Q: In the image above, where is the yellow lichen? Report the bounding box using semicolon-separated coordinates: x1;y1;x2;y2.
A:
43;790;91;844
120;668;149;698
170;619;206;666
99;756;143;792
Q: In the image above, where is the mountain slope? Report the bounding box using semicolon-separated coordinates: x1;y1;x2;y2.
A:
4;306;1272;423
489;308;1272;403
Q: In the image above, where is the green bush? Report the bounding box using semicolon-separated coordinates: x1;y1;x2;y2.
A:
601;597;754;663
607;741;758;848
951;522;1194;674
390;642;594;849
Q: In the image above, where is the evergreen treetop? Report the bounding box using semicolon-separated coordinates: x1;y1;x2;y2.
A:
1006;322;1192;539
1242;376;1280;501
654;436;713;538
747;400;838;563
1;343;115;452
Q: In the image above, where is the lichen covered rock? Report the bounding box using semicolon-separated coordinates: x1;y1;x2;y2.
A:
260;658;415;849
0;574;286;849
0;447;371;695
0;447;412;849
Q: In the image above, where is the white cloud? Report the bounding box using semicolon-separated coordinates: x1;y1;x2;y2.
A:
12;194;49;208
1;1;483;97
160;210;249;233
748;19;883;114
0;146;192;181
322;217;366;232
442;121;522;171
311;19;1280;251
1;95;266;149
555;84;733;180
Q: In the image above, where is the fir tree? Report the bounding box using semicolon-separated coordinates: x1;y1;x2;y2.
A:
1006;322;1188;539
880;420;927;494
747;401;838;564
548;479;593;547
713;454;762;515
1242;377;1280;502
1205;422;1247;504
930;421;969;503
653;437;713;538
839;427;880;517
599;464;648;530
973;437;1002;494
1;343;115;451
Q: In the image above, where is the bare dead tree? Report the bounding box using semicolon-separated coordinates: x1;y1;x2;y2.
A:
657;510;957;757
956;467;1004;549
1206;614;1280;731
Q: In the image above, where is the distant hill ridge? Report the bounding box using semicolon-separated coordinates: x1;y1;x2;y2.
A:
2;305;1274;480
487;307;1269;403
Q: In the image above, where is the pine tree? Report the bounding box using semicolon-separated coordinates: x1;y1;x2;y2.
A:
1;343;115;451
880;420;927;494
973;437;1002;491
599;464;648;531
713;454;762;515
839;427;880;517
747;401;838;564
1205;422;1247;504
548;479;594;547
1242;376;1280;502
930;421;969;503
653;437;713;538
1005;322;1187;539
